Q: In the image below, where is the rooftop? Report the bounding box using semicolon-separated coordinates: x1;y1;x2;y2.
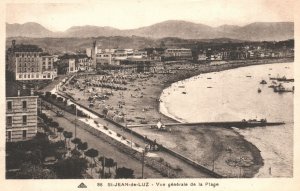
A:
40;52;52;56
6;82;35;97
8;44;43;53
59;53;88;60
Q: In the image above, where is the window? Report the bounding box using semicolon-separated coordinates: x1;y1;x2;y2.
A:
22;130;27;139
28;74;30;78
7;116;12;126
48;65;51;70
19;74;22;78
22;101;27;110
7;131;12;141
22;115;27;125
47;73;51;78
7;101;12;111
36;74;39;78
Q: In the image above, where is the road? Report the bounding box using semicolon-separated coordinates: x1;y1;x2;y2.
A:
43;99;214;178
43;107;163;178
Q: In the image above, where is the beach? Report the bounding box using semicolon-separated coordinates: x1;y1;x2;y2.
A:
63;58;293;177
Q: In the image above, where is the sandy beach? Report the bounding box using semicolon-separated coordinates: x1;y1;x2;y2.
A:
63;58;293;177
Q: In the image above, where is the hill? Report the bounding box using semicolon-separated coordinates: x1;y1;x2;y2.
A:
6;20;294;41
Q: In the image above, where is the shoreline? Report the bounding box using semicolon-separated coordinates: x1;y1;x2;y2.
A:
64;58;293;177
153;58;292;177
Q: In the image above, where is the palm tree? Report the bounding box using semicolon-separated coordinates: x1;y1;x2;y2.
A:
84;148;99;175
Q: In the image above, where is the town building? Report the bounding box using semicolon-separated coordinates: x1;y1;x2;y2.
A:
78;54;93;71
198;51;207;61
162;48;193;61
57;54;79;74
6;82;38;142
6;40;57;81
40;53;58;79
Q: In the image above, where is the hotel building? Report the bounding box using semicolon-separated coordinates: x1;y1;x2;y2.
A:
6;83;38;142
6;40;57;81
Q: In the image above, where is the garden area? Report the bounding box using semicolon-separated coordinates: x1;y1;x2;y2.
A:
6;111;136;179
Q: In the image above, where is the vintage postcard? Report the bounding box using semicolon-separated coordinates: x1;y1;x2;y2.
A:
0;0;299;190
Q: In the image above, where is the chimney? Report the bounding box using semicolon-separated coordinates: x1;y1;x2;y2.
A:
17;89;20;96
12;40;16;48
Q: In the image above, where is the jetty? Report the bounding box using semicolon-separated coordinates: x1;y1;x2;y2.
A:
127;121;285;128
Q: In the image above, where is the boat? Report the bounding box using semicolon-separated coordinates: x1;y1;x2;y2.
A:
269;75;294;82
246;75;252;78
268;85;276;88
182;91;187;94
273;84;293;93
207;77;212;79
258;88;262;93
207;86;212;88
178;85;185;88
260;80;267;84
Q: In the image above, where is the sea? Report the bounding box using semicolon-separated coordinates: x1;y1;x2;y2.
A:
160;62;294;177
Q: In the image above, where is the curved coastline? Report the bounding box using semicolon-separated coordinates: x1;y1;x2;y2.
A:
60;58;293;178
157;59;293;177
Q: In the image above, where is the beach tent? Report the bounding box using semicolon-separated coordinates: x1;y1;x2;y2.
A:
157;121;162;129
107;110;115;119
113;115;125;123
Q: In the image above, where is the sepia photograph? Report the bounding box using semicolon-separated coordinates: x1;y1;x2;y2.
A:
1;0;299;190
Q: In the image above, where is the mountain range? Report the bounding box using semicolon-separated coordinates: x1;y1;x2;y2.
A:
6;20;294;41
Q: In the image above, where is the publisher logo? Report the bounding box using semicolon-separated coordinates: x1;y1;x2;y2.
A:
78;182;87;188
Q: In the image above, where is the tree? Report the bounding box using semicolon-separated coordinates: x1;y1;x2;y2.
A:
115;167;134;179
54;157;88;179
57;97;64;102
57;127;64;140
84;148;99;175
78;142;88;156
45;92;52;99
49;121;59;134
16;163;57;179
71;149;82;158
71;138;82;150
105;158;115;174
51;94;57;100
63;131;73;148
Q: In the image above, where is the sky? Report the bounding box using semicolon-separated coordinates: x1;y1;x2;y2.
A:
5;0;294;32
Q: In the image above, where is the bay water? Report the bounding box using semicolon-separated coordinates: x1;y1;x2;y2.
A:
160;62;293;177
